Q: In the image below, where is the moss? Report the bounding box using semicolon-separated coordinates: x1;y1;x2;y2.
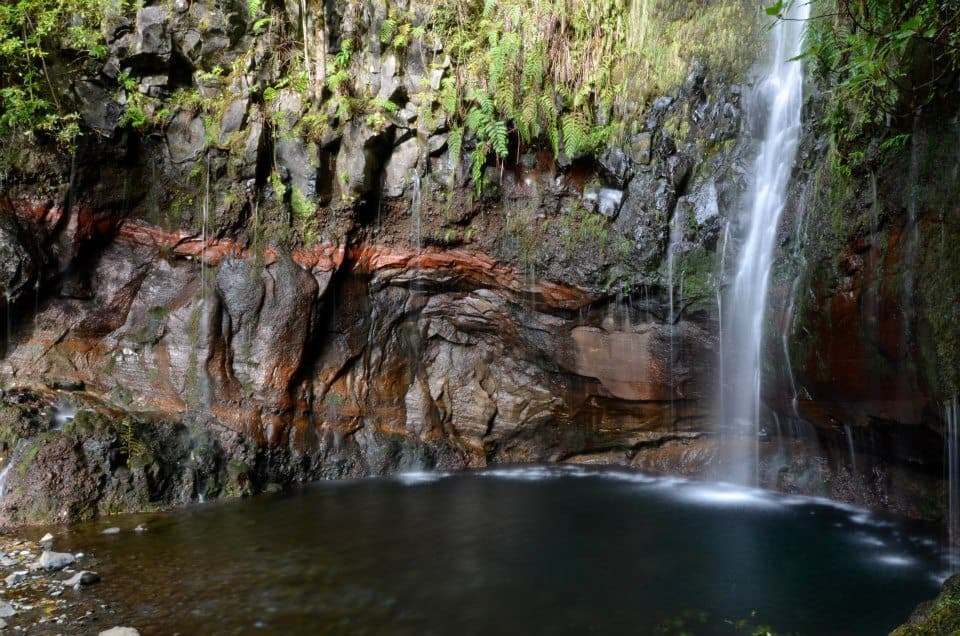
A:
917;212;960;397
291;186;319;247
224;459;253;498
16;442;41;477
891;575;960;636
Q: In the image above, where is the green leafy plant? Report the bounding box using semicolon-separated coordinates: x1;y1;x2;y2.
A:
0;0;109;147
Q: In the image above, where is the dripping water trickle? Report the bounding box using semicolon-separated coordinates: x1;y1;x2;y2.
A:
202;155;210;308
411;174;422;252
667;211;683;425
717;221;730;426
719;2;808;485
946;396;959;569
843;422;858;477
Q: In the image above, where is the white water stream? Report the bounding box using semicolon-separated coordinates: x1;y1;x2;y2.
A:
947;396;960;567
720;3;808;485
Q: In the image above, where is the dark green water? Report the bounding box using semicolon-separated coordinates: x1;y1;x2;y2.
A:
56;467;945;635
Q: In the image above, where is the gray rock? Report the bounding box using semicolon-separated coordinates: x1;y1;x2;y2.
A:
38;550;76;570
4;571;27;586
134;6;171;60
64;570;100;587
219;99;248;140
39;533;54;543
692;180;719;225
632;132;653;165
583;187;625;219
428;133;447;155
276;135;316;199
74;81;122;136
165;110;206;164
101;527;121;535
599;148;632;186
378;53;402;102
336;122;389;201
0;601;15;618
0;215;36;304
382;135;422;197
99;629;140;636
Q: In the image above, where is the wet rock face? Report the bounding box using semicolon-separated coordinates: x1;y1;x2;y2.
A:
0;215;36;305
0;197;728;524
764;102;960;497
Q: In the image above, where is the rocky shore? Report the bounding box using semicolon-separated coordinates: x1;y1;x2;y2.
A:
0;529;141;634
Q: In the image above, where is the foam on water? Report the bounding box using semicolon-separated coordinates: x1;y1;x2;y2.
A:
395;471;451;485
482;466;563;481
672;483;783;509
876;554;916;568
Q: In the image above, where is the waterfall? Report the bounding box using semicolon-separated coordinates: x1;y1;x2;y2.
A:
0;460;12;498
947;396;960;568
719;3;808;485
411;173;422;251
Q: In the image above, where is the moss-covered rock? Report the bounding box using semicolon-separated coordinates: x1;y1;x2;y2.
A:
891;574;960;636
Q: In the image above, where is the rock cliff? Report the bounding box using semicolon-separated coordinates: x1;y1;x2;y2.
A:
0;0;955;525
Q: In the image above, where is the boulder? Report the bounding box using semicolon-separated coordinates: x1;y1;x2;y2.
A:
64;570;101;587
37;550;76;570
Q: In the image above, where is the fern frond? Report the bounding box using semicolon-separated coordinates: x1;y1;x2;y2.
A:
486;120;509;157
380;18;397;45
448;125;464;168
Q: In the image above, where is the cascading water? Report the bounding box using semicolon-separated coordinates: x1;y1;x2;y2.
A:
719;3;808;486
947;396;960;568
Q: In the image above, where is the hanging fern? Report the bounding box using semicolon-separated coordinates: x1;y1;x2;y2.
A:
448;125;464;168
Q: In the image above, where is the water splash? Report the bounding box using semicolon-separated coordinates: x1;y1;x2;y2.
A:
720;3;808;485
51;401;77;431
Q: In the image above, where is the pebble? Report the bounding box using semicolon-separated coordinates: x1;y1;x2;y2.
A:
134;524;148;532
99;628;140;636
101;527;121;535
39;533;53;543
37;551;75;570
0;601;16;618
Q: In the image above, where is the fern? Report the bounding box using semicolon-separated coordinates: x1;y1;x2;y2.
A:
381;18;397;44
448;125;464;168
334;39;353;68
470;143;488;195
486;120;508;158
561;112;591;157
440;76;458;115
518;92;539;144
